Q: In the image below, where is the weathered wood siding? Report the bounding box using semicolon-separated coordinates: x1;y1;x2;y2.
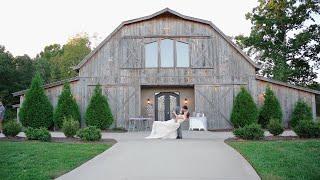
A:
256;80;316;127
75;14;257;128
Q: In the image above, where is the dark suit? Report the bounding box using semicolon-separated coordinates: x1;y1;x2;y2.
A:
174;106;183;139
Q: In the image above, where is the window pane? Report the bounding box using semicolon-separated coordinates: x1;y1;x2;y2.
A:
145;42;158;67
176;41;189;67
160;39;174;67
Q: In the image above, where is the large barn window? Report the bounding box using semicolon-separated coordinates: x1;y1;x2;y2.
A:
160;39;174;67
176;41;189;67
145;41;158;67
144;39;189;68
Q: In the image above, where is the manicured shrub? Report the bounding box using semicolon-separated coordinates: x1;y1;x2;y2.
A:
3;121;22;137
267;118;284;136
19;73;53;129
293;120;319;138
231;87;258;128
290;100;313;128
85;85;113;129
258;86;283;128
53;83;81;129
62;117;80;138
233;123;264;140
25;127;51;142
77;126;101;141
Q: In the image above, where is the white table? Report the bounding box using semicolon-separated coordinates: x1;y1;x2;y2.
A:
127;117;152;131
189;116;207;131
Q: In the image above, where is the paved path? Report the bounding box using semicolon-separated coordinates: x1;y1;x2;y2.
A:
56;131;261;180
0;130;297;180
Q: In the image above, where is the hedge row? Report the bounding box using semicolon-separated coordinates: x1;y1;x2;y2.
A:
18;73;114;130
232;86;313;139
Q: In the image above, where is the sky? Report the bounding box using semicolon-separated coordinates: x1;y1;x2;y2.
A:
1;0;259;57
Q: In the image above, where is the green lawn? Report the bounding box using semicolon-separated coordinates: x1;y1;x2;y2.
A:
228;140;320;180
0;141;111;180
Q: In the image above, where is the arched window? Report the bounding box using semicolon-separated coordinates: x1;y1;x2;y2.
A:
176;41;189;67
160;39;174;67
145;41;158;67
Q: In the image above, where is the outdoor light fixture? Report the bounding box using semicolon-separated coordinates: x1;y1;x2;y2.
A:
147;98;150;104
184;98;188;104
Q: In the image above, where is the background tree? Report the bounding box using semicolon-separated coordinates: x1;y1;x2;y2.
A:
85;85;113;129
34;34;91;82
19;73;53;128
0;46;16;108
14;55;35;89
290;99;313;128
0;46;35;120
0;33;91;121
34;44;62;83
258;86;283;128
236;0;320;86
55;33;91;79
231;87;259;128
53;83;81;128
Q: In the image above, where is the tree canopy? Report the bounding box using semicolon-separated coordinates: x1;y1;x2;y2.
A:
236;0;320;86
0;33;91;120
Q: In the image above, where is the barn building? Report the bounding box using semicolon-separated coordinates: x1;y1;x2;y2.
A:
13;8;320;130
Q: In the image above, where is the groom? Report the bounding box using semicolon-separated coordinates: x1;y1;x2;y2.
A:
174;106;184;139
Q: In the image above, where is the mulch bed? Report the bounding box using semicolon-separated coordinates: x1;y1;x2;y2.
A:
0;136;117;144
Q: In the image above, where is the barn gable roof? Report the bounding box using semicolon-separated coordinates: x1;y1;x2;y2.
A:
73;8;260;70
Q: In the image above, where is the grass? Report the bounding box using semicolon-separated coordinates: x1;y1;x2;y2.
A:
228;140;320;180
0;141;111;180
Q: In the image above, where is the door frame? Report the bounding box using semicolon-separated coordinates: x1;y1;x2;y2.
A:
155;92;180;121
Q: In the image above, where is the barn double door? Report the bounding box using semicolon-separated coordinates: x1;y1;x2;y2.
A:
155;92;180;121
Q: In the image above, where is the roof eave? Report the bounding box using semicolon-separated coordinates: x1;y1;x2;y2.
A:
12;77;80;97
256;75;320;95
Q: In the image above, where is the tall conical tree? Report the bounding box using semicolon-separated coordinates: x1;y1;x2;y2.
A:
258;86;283;128
85;85;113;129
291;99;313;128
19;73;53;128
53;83;81;128
231;87;258;128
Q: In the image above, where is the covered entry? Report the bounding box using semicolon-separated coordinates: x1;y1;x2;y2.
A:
140;85;194;130
155;92;180;121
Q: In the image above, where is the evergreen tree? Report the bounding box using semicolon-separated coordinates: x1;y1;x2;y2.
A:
258;86;283;128
19;73;53;128
85;85;113;129
291;99;313;128
53;83;81;128
231;87;258;128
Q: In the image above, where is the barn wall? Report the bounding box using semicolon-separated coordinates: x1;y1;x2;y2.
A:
256;80;316;127
76;15;257;128
194;84;243;130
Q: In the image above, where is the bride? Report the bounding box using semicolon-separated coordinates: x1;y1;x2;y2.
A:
146;105;190;139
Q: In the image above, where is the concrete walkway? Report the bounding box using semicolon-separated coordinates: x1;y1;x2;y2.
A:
55;131;261;180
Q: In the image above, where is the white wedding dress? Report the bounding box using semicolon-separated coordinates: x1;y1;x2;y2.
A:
145;119;184;139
